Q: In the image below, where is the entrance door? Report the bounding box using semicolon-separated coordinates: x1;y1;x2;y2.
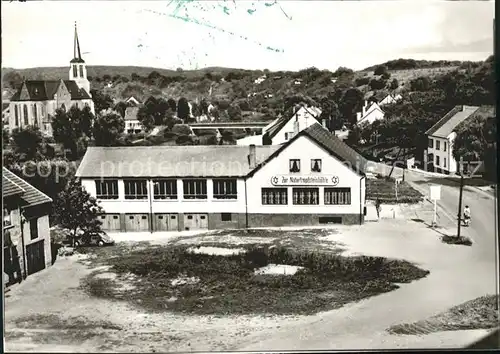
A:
99;214;120;231
125;214;150;232
155;214;178;231
184;214;208;231
26;240;46;275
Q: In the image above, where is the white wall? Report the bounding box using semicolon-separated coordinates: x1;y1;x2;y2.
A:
357;108;384;125
427;135;454;173
82;178;247;214
246;135;364;215
236;134;263;146
272;107;321;144
22;214;52;270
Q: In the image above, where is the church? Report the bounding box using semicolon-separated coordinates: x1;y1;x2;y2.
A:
8;23;95;137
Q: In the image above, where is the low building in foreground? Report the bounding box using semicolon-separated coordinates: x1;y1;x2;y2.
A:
3;168;53;284
76;124;368;232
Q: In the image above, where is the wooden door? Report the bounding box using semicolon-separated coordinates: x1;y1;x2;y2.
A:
26;240;45;275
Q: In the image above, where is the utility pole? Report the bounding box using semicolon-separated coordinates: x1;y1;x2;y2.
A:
457;169;465;238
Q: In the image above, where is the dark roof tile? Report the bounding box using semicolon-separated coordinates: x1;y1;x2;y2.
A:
10;80;91;101
2;168;52;207
2;174;25;197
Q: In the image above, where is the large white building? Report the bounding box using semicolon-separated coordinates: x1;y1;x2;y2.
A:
237;105;323;146
76;124;368;232
8;23;95;137
424;105;494;174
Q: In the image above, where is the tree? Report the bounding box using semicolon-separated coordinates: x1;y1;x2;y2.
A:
137;105;155;132
93;112;125;146
90;89;114;114
191;102;201;117
339;88;364;126
369;78;387;90
381;72;391;80
374;65;388;76
3;71;23;89
11;126;45;162
114;101;128;118
3;128;11;146
333;66;354;77
227;104;242;121
284;94;317;111
200;99;209;115
54;177;104;245
52;105;95;158
167;98;177;113
390;78;399;90
177;97;190;120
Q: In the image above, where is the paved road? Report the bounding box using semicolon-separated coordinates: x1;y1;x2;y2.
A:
236;168;498;351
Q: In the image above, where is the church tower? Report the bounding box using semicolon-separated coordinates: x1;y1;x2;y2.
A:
69;22;90;94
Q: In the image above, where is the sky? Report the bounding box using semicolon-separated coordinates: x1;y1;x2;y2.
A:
1;0;495;72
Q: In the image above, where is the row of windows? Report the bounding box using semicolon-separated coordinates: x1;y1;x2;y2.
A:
72;64;85;78
289;159;322;173
435;155;447;168
95;179;238;200
261;187;351;205
13;102;88;127
428;138;447;152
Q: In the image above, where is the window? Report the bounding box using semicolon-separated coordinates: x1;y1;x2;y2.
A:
33;105;38;125
428;138;433;148
14;105;19;126
23;104;29;125
221;213;232;221
436;140;440;150
292;188;319;205
95;180;119;199
124;180;148;199
30;218;38;240
444;142;447;152
324;188;351;205
79;65;84;78
436;156;440;166
289;159;300;173
183;179;207;199
444;158;447;168
311;159;322;172
153;179;177;199
73;64;78;77
285;132;294;141
213;179;237;199
3;208;12;227
261;188;288;205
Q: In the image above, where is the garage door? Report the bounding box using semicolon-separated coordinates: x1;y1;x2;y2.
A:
183;213;208;231
125;214;150;232
154;214;179;231
99;214;121;231
26;240;46;276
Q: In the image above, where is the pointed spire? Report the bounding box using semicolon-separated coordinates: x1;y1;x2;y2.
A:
74;21;82;60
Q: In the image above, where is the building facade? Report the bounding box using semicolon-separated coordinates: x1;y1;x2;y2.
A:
356;101;385;125
8;23;94;137
424;105;493;174
3;168;53;285
124;107;144;134
237;105;323;146
76;124;367;232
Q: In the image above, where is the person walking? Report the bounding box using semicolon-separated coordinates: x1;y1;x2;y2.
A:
375;198;382;220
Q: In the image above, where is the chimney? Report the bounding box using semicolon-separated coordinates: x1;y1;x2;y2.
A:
249;144;256;168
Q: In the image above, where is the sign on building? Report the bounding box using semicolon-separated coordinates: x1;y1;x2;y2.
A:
271;175;339;186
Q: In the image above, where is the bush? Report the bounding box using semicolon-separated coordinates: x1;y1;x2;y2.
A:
441;235;473;246
176;134;198;145
374;65;388;76
381;72;391;80
369;78;387;90
355;77;370;86
171;124;192;136
163;131;179;139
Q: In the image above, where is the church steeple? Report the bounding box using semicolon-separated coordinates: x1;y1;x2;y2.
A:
69;22;90;94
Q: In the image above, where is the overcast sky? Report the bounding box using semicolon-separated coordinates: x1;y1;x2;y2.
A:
2;0;495;71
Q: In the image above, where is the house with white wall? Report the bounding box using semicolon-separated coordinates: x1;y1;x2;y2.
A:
125;96;141;106
124;107;144;134
76;124;367;232
356;101;385;125
424;105;494;174
3;168;53;285
237;105;323;146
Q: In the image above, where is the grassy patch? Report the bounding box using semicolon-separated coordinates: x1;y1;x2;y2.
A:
13;313;122;331
82;242;429;316
388;295;499;335
367;178;423;204
441;235;473;246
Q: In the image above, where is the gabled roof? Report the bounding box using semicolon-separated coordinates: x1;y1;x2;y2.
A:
265;105;321;139
3;174;25;197
2;168;52;206
10;80;91;101
426;105;480;138
75;145;281;178
124;107;140;121
249;124;367;177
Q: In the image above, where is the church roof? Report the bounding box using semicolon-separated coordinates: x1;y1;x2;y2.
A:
10;80;91;102
71;22;85;63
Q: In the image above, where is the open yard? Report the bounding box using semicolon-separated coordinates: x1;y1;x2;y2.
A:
4;212;497;352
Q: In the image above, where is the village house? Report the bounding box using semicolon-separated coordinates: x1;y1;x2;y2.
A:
125;96;141;106
8;23;95;137
424;105;494;175
75;124;368;232
124;107;144;134
356;100;385;125
369;92;402;107
3;168;53;285
236;105;323;146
